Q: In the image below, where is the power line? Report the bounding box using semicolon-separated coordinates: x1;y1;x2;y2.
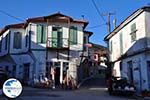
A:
101;13;115;33
0;9;24;22
87;23;107;29
91;0;106;23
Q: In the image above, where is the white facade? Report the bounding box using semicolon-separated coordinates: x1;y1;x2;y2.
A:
105;7;150;91
0;13;91;85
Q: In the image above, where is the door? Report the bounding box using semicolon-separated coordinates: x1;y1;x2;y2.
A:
52;27;62;47
147;61;150;89
127;61;133;83
23;63;30;85
55;67;60;86
53;62;61;86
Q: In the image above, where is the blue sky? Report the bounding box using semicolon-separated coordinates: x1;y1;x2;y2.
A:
0;0;148;46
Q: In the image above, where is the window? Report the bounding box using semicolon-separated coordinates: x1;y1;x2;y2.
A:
37;25;46;43
5;34;9;50
109;41;113;53
69;26;77;45
130;23;137;42
13;32;22;49
120;32;123;55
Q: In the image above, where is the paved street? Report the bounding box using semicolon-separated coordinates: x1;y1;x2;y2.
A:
0;77;141;100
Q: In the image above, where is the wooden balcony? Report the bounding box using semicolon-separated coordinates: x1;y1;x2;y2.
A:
46;37;69;50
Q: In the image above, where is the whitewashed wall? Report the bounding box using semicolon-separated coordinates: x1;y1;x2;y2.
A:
29;22;84;51
0;30;9;56
9;28;28;54
109;12;146;62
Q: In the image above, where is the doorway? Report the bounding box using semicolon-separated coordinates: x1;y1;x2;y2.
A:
23;63;30;85
127;61;133;83
55;67;60;86
147;61;150;90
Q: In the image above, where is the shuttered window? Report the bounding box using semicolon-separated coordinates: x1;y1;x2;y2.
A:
109;41;113;53
13;32;22;49
37;25;46;43
69;26;77;45
130;23;137;42
120;32;123;55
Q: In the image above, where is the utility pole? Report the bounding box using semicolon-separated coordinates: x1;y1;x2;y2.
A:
102;12;115;80
102;12;115;33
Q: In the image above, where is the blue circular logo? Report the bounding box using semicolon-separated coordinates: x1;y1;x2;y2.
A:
3;78;22;98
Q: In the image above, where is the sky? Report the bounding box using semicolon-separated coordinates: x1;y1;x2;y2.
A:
0;0;149;46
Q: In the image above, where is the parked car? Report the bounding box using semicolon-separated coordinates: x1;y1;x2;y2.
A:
107;76;136;95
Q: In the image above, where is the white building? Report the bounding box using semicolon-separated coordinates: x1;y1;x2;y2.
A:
104;6;150;92
0;13;92;86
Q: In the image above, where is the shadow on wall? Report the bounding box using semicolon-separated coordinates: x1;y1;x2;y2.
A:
113;37;150;91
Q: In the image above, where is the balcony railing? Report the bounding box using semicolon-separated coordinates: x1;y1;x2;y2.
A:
46;37;69;49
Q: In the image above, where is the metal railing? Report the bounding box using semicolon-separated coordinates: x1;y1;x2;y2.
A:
47;37;69;48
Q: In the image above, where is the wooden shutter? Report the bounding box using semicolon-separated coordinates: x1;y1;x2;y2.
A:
42;26;46;43
37;25;42;43
131;23;136;32
73;27;77;44
120;32;123;54
69;26;77;45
